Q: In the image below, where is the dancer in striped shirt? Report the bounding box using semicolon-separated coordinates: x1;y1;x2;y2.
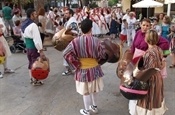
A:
63;18;106;115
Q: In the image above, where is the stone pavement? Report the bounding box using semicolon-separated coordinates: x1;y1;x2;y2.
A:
0;38;175;115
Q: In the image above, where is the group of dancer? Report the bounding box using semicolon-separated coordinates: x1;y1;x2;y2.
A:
45;6;138;48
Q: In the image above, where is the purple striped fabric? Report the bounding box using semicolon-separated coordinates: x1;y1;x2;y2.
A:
63;34;106;82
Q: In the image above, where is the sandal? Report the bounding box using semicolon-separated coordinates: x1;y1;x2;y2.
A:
169;64;175;68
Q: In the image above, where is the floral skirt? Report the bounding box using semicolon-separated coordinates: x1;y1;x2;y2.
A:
76;77;104;95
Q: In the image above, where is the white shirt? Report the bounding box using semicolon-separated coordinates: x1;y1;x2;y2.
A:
22;23;43;51
121;23;127;35
127;18;136;30
116;12;123;20
153;25;161;36
105;14;111;24
122;14;129;20
47;10;55;20
12;15;22;25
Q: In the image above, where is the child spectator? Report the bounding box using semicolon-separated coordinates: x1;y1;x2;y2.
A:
120;19;127;47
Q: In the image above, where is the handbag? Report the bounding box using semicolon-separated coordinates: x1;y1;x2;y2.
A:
132;48;145;64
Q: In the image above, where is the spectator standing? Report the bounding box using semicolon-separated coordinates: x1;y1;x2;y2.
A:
2;2;14;36
37;8;47;50
161;15;171;41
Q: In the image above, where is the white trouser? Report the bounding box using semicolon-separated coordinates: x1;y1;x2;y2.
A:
127;29;136;46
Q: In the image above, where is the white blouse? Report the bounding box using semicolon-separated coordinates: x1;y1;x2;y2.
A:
22;23;43;51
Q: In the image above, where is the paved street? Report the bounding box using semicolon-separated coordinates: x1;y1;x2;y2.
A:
0;38;175;115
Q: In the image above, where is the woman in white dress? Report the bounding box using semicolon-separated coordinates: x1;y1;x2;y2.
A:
90;10;101;36
98;9;109;35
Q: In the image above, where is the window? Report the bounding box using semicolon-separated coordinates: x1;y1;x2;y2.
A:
163;3;175;12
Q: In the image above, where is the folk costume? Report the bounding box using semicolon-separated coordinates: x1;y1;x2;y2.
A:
134;46;168;115
0;17;11;57
63;34;106;94
21;14;43;85
90;13;101;36
0;17;14;78
62;16;79;75
99;14;109;35
63;34;106;115
63;19;106;115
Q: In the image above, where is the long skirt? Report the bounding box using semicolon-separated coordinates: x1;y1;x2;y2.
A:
0;36;11;57
92;22;101;35
129;99;167;115
76;77;104;95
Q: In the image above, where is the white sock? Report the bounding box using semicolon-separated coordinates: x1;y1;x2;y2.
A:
91;93;97;106
29;70;33;79
83;95;91;110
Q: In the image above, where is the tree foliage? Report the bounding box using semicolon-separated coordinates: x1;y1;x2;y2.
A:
108;0;118;7
10;0;33;5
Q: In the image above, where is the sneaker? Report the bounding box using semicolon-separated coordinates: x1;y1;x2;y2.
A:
62;70;72;76
4;69;15;73
32;80;43;86
89;105;98;113
0;72;3;78
80;109;90;115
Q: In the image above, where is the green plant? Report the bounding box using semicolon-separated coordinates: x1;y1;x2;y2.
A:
108;0;118;7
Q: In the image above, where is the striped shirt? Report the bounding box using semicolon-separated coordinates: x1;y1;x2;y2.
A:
63;34;106;82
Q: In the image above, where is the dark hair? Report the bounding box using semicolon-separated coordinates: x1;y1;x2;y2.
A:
80;18;92;34
141;18;151;24
26;8;35;18
122;19;126;22
67;8;74;16
15;20;21;26
5;2;9;6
